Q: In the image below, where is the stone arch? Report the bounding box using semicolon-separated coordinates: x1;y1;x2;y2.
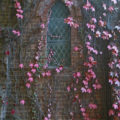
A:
36;0;83;69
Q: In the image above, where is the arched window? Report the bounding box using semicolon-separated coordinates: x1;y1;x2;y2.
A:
47;0;71;67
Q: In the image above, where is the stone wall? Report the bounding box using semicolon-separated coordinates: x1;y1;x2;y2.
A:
0;0;112;120
20;0;83;119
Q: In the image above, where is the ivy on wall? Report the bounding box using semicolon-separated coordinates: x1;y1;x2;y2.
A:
0;0;120;120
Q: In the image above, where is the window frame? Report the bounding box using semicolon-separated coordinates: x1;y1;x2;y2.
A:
46;0;71;68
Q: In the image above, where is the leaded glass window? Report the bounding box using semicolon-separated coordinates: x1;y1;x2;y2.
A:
47;0;71;67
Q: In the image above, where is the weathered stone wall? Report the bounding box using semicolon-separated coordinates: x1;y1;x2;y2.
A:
20;0;83;119
0;0;113;120
20;0;110;120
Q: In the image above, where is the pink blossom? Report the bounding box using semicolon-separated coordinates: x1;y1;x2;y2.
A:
93;84;102;90
46;71;51;77
73;23;79;28
99;20;106;27
108;6;114;12
118;112;120;117
87;23;96;32
67;86;70;92
102;31;112;40
97;84;102;89
108;109;114;116
56;68;60;73
44;117;48;120
76;72;81;77
108;34;112;38
116;64;120;69
112;104;118;109
48;108;50;112
112;45;118;56
15;1;21;9
59;66;63;71
82;112;86;117
83;5;89;10
16;9;23;14
83;0;91;10
89;56;94;61
34;63;39;68
81;87;87;93
16;14;23;19
64;17;74;26
109;71;114;77
89;103;97;109
86;23;91;28
93;49;98;55
91;6;95;11
74;46;79;51
17;31;20;36
26;83;31;88
91;18;97;23
96;31;101;37
103;13;106;16
115;80;120;86
29;63;34;68
90;24;96;32
48;114;51;118
111;0;117;4
103;4;107;10
109;79;113;85
84;62;92;68
118;100;120;104
88;46;93;51
31;69;36;73
27;72;32;77
87;88;92;93
83;80;88;86
107;45;112;50
86;42;90;45
42;72;46;77
75;95;79;99
74;88;77;91
35;56;39;60
20;100;25;105
65;0;73;7
41;24;45;29
43;64;48;69
28;77;33;82
88;69;96;79
64;17;78;28
12;30;20;36
86;0;91;7
19;64;24;68
80;108;85;112
88;34;92;40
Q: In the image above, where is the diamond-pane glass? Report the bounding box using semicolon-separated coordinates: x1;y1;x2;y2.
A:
47;0;71;67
